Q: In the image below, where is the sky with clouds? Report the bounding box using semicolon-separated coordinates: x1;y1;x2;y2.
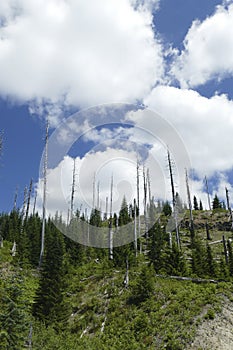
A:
1;0;233;216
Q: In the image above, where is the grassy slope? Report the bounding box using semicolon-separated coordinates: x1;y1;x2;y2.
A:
0;210;233;349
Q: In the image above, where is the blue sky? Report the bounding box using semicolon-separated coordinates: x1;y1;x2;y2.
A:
1;0;233;215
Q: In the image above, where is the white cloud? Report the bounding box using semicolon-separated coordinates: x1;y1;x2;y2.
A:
0;0;164;117
36;150;140;218
144;86;233;180
171;3;233;87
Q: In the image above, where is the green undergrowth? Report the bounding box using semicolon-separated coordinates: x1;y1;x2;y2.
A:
29;259;232;350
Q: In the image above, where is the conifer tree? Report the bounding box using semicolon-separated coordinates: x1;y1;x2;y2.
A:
118;196;131;226
33;220;69;326
113;197;133;267
0;277;28;349
165;244;187;276
193;196;199;210
212;194;222;210
162;201;172;216
199;200;203;210
148;223;166;273
131;265;154;304
191;239;206;277
89;208;102;227
206;244;216;277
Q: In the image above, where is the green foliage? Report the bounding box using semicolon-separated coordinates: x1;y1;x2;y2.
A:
148;223;167;272
212;194;222;210
199;200;203;210
193;196;199;210
162;201;172;216
129;265;155;304
118;196;131;226
204;308;215;320
191;238;207;277
164;244;187;276
33;220;70;326
1;207;233;349
90;209;102;227
0;276;28;349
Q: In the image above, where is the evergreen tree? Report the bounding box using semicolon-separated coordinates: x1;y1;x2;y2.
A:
130;265;154;304
148;223;166;273
118;196;131;226
193;196;199;210
162;201;172;216
25;214;42;267
33;220;69;326
199;200;203;210
165;244;187;276
212;194;222;210
0;277;28;349
191;239;207;277
206;244;216;277
113;197;133;267
89;209;102;227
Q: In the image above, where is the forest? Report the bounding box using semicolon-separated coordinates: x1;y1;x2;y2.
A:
0;134;233;349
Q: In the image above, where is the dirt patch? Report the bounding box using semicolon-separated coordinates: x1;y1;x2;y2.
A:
189;299;233;350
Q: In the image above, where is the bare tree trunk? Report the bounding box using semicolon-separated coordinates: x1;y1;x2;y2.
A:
143;164;148;240
205;176;211;211
206;221;211;240
70;158;76;219
225;187;233;230
97;181;100;211
167;150;180;249
136;158;141;253
185;169;195;241
222;235;228;264
13;186;18;211
39;121;49;268
134;198;137;256
21;186;28;220
33;189;37;216
92;172;96;210
124;257;129;288
147;168;152;206
109;175;113;260
25;179;33;223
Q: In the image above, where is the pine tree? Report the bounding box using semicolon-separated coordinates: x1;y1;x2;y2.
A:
25;213;42;267
131;265;154;304
193;196;199;210
162;201;172;216
118;196;131;226
0;277;28;349
113;197;133;267
199;200;203;210
206;244;216;277
33;220;69;326
212;194;222;210
89;208;102;227
148;223;166;273
191;239;206;277
165;244;187;276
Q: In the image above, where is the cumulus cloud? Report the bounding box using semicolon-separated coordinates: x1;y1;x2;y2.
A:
144;85;233;180
36;150;139;219
0;0;164;119
171;3;233;88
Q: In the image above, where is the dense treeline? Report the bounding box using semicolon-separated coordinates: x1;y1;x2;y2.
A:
0;195;233;349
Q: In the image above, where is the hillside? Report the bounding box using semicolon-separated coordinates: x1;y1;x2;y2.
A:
0;209;233;349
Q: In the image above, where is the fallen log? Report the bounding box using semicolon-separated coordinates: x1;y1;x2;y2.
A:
155;274;219;284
